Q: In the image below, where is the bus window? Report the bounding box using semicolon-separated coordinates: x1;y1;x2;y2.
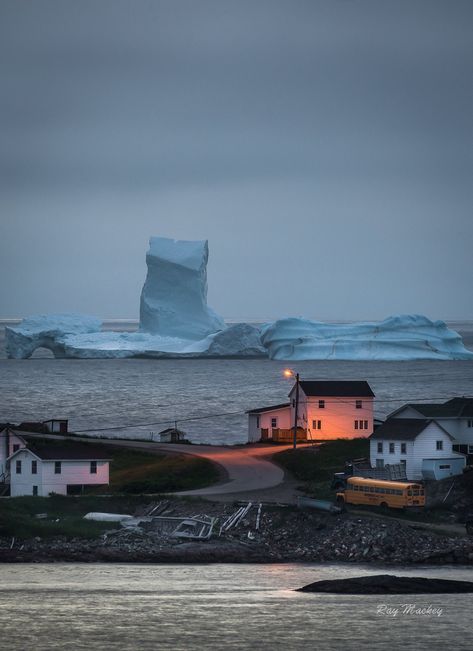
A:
407;490;412;496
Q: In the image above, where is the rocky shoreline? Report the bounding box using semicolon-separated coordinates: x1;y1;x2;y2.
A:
2;504;473;565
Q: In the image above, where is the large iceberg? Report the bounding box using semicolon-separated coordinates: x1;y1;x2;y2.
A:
5;237;473;361
139;237;225;339
260;315;473;361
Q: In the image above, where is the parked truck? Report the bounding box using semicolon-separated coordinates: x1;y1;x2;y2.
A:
331;459;407;490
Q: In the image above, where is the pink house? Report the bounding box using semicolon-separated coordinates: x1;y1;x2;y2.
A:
248;380;375;442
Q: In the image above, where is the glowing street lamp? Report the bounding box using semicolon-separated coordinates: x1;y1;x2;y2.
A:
283;368;300;449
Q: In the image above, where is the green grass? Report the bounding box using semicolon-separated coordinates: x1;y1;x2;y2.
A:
273;438;370;500
104;448;220;494
0;494;150;539
274;438;369;481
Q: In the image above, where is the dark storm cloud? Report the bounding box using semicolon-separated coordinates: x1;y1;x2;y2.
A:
0;1;472;319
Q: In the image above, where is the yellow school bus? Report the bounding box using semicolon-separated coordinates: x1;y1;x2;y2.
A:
336;477;425;510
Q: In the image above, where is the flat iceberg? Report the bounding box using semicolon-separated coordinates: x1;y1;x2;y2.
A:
260;315;473;360
5;238;473;361
139;237;225;339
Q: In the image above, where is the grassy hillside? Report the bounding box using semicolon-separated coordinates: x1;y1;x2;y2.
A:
274;438;369;499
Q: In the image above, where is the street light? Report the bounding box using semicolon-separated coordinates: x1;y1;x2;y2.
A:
283;369;300;449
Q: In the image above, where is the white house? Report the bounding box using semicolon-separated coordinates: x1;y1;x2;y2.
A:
247;403;292;442
247;380;375;442
388;397;473;456
369;418;465;480
0;427;27;481
7;444;111;497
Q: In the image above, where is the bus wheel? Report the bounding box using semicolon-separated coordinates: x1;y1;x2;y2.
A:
380;502;389;512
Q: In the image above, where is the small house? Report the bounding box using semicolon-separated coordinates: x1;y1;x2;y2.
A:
158;427;187;443
7;443;111;497
369;418;465;481
42;419;69;434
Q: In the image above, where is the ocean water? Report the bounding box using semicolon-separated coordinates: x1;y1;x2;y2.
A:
1;321;473;444
0;563;471;650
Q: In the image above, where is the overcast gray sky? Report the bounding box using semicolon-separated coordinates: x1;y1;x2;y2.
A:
1;0;472;321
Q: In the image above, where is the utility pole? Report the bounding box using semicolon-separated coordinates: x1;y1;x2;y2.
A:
292;373;300;450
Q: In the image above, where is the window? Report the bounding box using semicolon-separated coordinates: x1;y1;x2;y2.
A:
356;400;362;409
13;444;20;452
364;420;368;429
469;445;473;454
32;460;37;474
90;461;97;474
312;420;322;430
400;443;407;454
468;420;473;428
271;418;277;428
376;459;384;469
32;486;38;496
318;400;325;409
256;416;260;428
377;442;383;453
436;440;443;451
439;464;451;469
54;461;62;474
292;399;295;408
355;420;369;430
389;442;395;454
16;460;21;474
400;459;406;465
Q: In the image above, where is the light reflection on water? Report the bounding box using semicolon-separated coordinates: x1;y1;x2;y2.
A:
0;563;472;650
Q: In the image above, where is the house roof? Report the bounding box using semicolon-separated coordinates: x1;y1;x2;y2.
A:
8;443;111;461
293;380;375;398
159;427;185;435
391;397;473;419
370;418;454;441
247;403;290;414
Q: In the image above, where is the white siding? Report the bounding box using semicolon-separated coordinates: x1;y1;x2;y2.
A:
370;422;463;480
10;449;109;497
247;407;292;442
0;432;26;477
390;407;473;447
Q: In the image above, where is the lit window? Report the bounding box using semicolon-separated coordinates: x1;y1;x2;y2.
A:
55;461;62;474
90;461;97;474
436;440;443;451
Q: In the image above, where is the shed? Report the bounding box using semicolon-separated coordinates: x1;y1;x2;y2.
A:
421;457;466;481
159;427;187;443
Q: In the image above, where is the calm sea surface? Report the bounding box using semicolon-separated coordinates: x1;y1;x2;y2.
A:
1;321;473;444
0;563;472;650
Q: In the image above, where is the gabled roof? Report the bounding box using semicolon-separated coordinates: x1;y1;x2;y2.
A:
293;380;375;398
390;397;473;419
370;418;454;441
247;403;290;414
8;443;111;462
